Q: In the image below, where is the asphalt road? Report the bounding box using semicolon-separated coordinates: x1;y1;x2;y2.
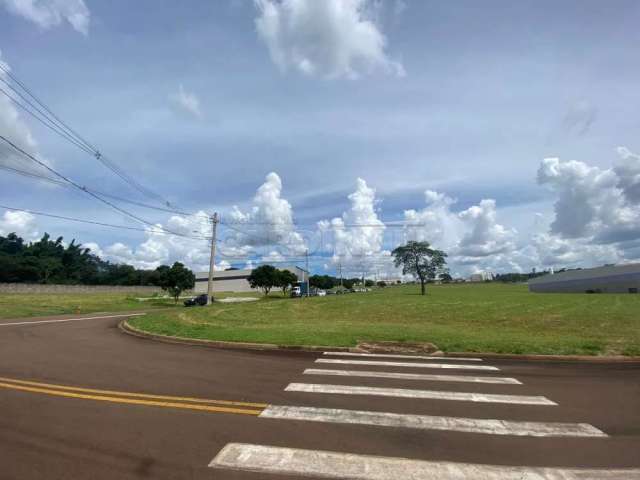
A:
0;312;639;479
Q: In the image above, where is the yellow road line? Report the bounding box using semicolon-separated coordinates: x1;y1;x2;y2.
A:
0;381;264;416
0;376;267;408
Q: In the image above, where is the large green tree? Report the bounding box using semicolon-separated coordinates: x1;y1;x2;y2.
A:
391;241;448;295
277;269;298;296
155;262;195;303
247;264;279;295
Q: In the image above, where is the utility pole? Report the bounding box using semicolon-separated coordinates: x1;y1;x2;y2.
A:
206;212;219;305
339;259;343;289
305;249;310;298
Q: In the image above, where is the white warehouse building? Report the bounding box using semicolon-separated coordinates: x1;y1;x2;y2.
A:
194;266;308;294
528;263;640;294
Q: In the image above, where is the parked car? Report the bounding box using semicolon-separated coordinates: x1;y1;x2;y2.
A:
184;294;211;307
317;290;326;296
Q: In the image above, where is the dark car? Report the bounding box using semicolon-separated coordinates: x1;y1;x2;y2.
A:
184;294;211;307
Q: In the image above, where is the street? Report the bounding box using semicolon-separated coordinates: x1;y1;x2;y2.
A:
0;313;639;479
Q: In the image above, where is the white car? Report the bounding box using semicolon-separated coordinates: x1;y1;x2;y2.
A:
317;290;326;296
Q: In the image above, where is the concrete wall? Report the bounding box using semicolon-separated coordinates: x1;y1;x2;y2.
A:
0;283;163;294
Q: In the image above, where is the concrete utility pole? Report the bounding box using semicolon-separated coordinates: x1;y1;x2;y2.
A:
206;212;219;305
305;249;310;298
339;258;343;289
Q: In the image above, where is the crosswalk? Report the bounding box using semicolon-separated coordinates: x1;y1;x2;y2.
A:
209;351;640;479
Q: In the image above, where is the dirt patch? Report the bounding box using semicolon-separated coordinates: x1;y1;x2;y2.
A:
355;341;441;355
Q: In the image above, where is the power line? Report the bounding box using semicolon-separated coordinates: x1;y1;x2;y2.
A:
221;220;427;228
0;63;181;211
0;204;210;239
0;134;206;240
0;164;197;216
0;84;96;156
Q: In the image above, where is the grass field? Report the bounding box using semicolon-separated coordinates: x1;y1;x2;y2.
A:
128;283;640;356
0;293;176;319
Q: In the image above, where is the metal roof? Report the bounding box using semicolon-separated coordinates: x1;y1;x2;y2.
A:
528;263;640;285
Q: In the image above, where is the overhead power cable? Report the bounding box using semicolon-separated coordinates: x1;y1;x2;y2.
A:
0;135;207;240
0;164;196;216
0;63;181;211
0;204;209;240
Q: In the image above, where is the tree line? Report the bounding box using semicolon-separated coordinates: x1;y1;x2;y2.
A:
0;232;185;286
308;275;373;290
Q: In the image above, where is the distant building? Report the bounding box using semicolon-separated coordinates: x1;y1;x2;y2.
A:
528;263;640;294
468;271;494;282
194;266;308;293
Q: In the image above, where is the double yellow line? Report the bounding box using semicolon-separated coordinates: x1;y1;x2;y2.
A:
0;376;266;416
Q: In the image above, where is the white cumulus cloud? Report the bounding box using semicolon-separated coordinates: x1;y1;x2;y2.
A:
0;209;39;239
254;0;404;79
404;190;462;251
222;172;307;257
1;0;90;35
0;52;50;176
457;199;516;258
320;178;400;278
537;153;640;245
615;146;640;205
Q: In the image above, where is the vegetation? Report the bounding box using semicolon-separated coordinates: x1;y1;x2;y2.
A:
247;265;298;295
1;232;167;286
494;271;550;283
309;274;364;290
155;262;195;304
129;283;640;356
0;292;174;319
392;241;448;295
247;265;278;295
277;269;298;296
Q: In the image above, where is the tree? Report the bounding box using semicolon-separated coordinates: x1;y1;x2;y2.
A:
310;274;336;290
247;264;279;295
377;281;387;288
155;262;195;303
391;241;448;295
277;269;298;296
440;272;453;283
365;279;375;287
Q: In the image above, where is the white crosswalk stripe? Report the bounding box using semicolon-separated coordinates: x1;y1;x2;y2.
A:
260;405;605;437
209;444;639;479
304;368;521;384
285;383;556;405
323;351;483;361
316;358;499;370
207;353;626;478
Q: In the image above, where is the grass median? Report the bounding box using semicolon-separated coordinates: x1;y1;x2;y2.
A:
0;292;176;319
128;283;640;356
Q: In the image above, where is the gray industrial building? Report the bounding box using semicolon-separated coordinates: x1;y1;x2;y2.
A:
194;265;308;293
528;263;640;294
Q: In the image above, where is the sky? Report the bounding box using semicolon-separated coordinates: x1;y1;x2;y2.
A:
1;0;640;279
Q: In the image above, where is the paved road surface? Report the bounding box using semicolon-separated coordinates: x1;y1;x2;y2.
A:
0;313;639;479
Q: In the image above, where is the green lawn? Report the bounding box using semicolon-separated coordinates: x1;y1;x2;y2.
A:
128;283;640;356
0;292;176;319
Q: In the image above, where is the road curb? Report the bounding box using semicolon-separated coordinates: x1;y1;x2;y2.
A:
445;351;640;363
119;320;351;353
119;320;640;362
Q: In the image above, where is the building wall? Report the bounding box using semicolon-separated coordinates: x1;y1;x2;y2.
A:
193;265;308;293
194;277;254;293
528;264;640;293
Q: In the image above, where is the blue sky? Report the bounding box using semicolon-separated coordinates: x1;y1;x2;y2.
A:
1;0;639;277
